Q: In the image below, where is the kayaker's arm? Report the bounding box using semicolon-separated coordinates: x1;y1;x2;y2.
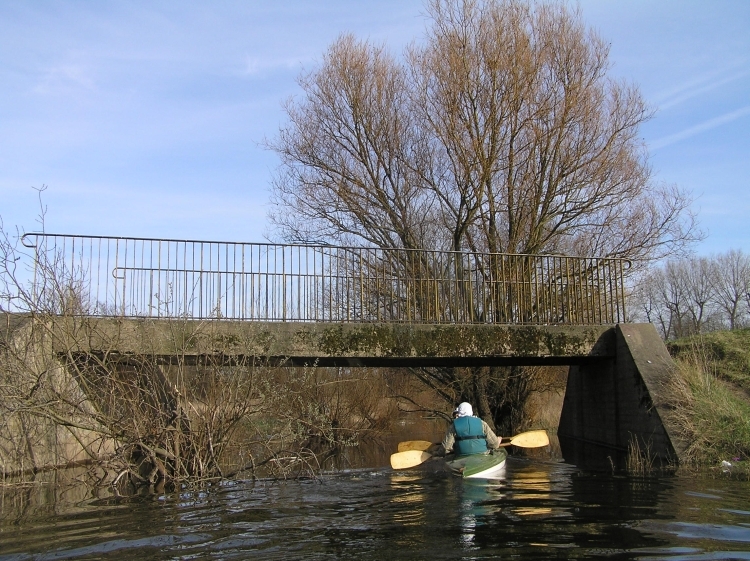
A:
435;425;457;456
482;420;501;449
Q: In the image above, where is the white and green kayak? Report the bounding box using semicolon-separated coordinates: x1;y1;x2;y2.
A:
444;448;507;478
390;430;547;474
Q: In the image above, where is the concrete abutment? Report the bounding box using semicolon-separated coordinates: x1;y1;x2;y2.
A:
558;323;682;466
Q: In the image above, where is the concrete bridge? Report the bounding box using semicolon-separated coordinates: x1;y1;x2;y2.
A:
35;316;681;466
8;234;682;467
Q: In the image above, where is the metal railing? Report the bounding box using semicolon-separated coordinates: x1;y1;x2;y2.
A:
20;233;629;324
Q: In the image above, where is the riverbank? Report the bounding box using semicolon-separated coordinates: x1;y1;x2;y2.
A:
666;329;750;478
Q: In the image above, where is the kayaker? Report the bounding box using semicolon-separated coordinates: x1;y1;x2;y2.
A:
438;402;501;456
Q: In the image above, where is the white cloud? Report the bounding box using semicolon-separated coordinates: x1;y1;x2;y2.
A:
1;1;748;255
653;67;749;111
32;62;96;96
241;55;304;77
650;105;750;150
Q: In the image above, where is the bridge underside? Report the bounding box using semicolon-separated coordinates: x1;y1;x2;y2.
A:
45;317;683;466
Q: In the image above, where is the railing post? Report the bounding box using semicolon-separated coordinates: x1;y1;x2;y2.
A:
282;247;287;321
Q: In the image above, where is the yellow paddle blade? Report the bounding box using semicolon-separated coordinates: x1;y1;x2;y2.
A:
397;440;434;452
390;450;432;470
505;430;549;448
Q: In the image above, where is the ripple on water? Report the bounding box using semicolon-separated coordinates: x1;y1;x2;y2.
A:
662;522;750;543
3;462;750;560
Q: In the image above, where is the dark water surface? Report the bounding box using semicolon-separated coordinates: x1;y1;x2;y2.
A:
2;456;750;560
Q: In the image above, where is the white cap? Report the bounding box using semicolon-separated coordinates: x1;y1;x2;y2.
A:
454;402;473;417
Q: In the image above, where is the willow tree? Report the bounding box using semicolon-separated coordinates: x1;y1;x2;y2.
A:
267;0;699;429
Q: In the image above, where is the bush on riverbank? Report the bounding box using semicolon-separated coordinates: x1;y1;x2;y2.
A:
664;332;750;478
0;218;400;488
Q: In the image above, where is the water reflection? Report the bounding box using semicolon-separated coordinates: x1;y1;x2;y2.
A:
2;457;750;559
454;477;506;550
506;468;554;518
388;473;428;527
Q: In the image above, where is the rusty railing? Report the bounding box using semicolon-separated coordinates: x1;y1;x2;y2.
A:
19;233;629;325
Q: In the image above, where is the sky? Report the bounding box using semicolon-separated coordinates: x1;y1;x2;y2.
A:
1;0;748;256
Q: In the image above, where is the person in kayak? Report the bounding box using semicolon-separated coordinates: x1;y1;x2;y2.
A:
439;402;501;456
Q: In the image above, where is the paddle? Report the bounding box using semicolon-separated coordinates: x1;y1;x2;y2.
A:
397;440;435;452
390;429;550;470
497;429;549;449
390;449;433;470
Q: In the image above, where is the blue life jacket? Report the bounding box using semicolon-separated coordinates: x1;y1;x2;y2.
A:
453;416;488;456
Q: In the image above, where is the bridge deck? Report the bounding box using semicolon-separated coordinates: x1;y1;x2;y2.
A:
49;318;616;367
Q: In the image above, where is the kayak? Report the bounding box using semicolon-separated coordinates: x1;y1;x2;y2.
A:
444;448;507;478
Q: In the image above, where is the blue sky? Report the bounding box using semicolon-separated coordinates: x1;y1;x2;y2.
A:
1;1;748;256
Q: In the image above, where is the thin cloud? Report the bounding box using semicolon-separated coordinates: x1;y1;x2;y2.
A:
650;105;750;150
241;55;307;77
650;62;749;111
32;63;96;96
657;69;749;111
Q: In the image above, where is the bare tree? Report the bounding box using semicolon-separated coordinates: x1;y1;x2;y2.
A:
645;259;715;338
631;267;676;339
630;250;749;339
267;0;700;428
713;249;750;330
1;205;395;488
678;257;718;335
268;0;699;260
268;34;434;250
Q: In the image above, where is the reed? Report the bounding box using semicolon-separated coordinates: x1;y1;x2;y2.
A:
626;436;656;475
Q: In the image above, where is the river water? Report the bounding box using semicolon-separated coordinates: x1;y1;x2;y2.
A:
2;448;750;561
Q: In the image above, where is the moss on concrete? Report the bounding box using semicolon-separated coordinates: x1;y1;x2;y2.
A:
318;323;611;359
48;317;615;364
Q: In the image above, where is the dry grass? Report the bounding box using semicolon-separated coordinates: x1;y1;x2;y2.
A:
668;329;750;394
661;338;750;477
625;436;657;475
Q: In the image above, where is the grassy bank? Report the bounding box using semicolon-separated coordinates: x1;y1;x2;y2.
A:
665;330;750;478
